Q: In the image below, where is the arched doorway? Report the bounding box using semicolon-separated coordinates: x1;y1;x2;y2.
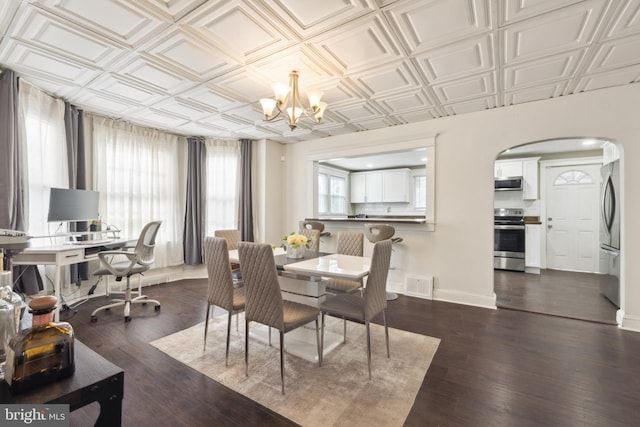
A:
493;138;620;324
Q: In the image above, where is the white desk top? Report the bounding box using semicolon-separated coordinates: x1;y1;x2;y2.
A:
283;254;371;280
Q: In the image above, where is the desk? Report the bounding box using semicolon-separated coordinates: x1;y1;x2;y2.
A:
0;340;124;427
11;240;130;321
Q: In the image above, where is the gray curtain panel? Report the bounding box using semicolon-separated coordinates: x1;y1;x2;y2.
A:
239;139;254;242
0;68;43;294
65;102;89;284
183;136;206;265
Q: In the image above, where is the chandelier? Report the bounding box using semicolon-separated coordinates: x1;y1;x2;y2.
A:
259;70;327;130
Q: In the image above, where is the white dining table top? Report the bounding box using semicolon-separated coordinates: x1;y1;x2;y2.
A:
283;254;371;280
227;247;285;263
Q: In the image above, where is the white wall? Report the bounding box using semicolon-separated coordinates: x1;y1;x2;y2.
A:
258;82;640;331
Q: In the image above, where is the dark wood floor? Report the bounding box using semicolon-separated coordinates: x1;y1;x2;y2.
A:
62;278;640;426
494;269;617;324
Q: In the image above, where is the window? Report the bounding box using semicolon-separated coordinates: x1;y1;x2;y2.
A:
204;139;240;235
414;175;427;209
318;166;347;215
553;170;594;185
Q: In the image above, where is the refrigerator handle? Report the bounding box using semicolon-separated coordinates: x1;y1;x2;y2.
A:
601;172;615;233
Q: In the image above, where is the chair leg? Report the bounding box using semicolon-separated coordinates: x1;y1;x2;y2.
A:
315;317;321;366
320;313;325;366
343;318;347;343
226;311;232;366
245;319;249;377
203;304;211;351
365;320;372;380
280;330;285;395
383;309;390;358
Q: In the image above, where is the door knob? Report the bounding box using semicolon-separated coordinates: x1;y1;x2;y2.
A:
548;225;552;229
547;217;552;221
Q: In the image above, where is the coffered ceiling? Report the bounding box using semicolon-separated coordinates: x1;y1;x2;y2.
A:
1;0;639;143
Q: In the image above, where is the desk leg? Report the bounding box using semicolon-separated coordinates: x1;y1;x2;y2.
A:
95;396;122;427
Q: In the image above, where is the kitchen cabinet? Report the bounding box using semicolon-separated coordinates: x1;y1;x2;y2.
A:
522;157;540;200
494;160;522;178
351;168;411;203
525;224;541;272
382;169;410;202
350;171;382;203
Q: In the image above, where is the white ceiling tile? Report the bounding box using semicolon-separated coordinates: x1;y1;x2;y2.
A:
499;0;584;25
604;0;640;40
394;108;440;123
432;72;496;103
504;50;584;91
311;15;402;74
575;64;640;92
250;47;337;89
502;0;609;64
586;35;640;73
331;101;384;123
128;108;190;129
144;28;240;80
442;95;497;115
414;34;494;83
503;82;568;105
73;90;141;117
0;0;21;37
34;0;171;46
134;0;209;20
378;90;434;114
350;60;421;97
85;73;166;105
150;97;215;120
182;0;293;62
114;55;198;95
176;85;242;112
259;0;376;38
8;7;127;68
385;0;491;53
1;40;101;86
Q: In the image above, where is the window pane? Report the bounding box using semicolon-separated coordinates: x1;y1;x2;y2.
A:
415;175;426;209
330;176;346;214
318;173;329;213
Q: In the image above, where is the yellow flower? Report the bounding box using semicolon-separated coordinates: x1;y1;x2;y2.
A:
282;232;311;249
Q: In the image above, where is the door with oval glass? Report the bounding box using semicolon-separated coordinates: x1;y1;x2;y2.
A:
545;164;600;272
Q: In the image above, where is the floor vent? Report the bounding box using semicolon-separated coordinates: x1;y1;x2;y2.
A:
405;275;433;300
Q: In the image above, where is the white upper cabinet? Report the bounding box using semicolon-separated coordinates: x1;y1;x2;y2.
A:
350;171;382;203
351;168;411;203
494;160;523;178
522;157;540;200
382;169;410;202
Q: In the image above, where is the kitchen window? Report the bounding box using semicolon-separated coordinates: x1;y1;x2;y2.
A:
414;174;427;210
318;166;347;215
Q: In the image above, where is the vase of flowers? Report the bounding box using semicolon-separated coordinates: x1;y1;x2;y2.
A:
282;232;311;259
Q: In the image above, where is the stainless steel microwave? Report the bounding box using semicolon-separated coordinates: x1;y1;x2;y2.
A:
494;176;523;191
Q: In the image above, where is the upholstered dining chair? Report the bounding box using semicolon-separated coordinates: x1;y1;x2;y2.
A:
364;223;402;300
90;220;162;323
237;241;321;395
203;237;246;365
214;229;242;279
318;239;392;379
325;231;364;295
298;228;320;252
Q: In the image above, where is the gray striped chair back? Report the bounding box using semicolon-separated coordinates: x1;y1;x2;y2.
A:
336;231;363;256
214;229;241;250
203;237;235;311
298;229;320;252
363;239;392;319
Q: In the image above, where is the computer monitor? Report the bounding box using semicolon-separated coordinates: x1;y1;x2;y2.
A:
47;187;100;223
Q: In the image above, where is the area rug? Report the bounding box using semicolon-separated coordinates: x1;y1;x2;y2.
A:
150;313;439;427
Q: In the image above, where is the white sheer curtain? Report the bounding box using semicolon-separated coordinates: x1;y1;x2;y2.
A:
91;116;187;268
205;138;240;235
19;81;68;239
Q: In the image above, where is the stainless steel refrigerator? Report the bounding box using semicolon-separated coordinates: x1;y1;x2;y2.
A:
600;160;620;308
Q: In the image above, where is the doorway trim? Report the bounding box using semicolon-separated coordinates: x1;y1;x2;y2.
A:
539;156;603;270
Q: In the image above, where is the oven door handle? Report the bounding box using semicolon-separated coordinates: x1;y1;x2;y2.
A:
494;225;525;230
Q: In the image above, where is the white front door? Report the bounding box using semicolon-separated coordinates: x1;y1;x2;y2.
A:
545;164;600;272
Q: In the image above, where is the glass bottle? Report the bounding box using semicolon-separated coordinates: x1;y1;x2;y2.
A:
4;295;75;394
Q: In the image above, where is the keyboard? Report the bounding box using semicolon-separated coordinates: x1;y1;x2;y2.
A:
70;239;113;246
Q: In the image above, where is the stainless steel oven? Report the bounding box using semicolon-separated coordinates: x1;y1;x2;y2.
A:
494;208;525;272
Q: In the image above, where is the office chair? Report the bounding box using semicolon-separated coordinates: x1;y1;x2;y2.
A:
90;221;162;323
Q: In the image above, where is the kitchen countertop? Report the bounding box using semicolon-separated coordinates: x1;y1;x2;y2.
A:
306;216;427;224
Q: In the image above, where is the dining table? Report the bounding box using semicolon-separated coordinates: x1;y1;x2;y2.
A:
227;247;372;362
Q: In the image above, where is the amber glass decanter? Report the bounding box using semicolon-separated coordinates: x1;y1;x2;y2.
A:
4;295;75;393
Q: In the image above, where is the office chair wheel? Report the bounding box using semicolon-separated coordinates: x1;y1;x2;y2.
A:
90;316;98;323
125;316;131;322
154;305;161;312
